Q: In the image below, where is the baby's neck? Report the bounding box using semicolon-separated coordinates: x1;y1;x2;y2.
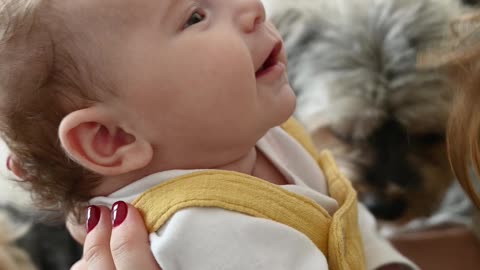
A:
212;147;258;175
214;147;288;185
91;147;258;196
92;146;288;196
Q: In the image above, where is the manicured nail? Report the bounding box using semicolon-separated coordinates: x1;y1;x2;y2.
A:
86;205;101;234
112;201;128;228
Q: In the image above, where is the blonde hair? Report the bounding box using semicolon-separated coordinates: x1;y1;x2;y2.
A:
446;59;480;209
420;12;480;208
0;0;103;219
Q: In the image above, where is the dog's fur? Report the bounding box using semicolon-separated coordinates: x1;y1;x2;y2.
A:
266;0;476;221
0;204;82;270
0;207;36;270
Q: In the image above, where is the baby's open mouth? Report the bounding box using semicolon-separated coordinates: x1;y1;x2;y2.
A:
255;42;282;77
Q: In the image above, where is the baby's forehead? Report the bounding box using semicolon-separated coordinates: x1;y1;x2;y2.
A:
57;0;168;31
47;0;155;62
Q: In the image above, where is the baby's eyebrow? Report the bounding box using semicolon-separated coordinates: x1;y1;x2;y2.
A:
161;0;184;23
166;0;180;12
165;0;182;16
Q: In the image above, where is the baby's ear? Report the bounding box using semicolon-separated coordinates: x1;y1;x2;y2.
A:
58;107;153;176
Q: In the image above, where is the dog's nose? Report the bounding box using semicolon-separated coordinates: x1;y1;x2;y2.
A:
361;193;407;220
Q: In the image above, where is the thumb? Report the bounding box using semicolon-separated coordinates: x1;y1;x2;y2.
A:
109;201;160;270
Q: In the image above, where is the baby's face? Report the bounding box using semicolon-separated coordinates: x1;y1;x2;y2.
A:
61;0;296;169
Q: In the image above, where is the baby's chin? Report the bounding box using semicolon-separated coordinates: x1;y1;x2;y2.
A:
275;83;297;123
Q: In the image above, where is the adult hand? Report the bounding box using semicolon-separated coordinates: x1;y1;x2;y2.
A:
70;201;161;270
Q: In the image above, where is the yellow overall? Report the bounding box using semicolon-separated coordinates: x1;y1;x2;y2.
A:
132;118;367;270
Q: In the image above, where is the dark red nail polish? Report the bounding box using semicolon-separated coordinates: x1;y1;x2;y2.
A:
86;205;101;234
112;201;128;228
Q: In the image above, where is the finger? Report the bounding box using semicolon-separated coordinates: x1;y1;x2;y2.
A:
83;205;115;270
110;201;161;270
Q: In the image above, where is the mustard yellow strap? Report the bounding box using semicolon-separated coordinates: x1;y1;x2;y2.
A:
132;170;331;253
282;118;355;203
282;118;366;270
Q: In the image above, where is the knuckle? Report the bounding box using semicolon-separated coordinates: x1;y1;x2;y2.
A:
83;242;109;265
110;237;136;260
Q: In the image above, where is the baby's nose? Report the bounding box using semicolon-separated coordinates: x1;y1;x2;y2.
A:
234;0;266;33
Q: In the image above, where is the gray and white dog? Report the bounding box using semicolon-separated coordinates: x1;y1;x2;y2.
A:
265;0;477;222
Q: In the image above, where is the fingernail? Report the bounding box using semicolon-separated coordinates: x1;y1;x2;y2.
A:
112;201;128;228
86;205;101;234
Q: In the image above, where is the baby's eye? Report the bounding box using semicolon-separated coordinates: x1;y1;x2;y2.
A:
183;10;205;29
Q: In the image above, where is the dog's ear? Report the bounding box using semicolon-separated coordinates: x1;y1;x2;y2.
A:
442;50;480;85
418;43;480;85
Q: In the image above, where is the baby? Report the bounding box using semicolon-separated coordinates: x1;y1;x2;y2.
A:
0;0;416;269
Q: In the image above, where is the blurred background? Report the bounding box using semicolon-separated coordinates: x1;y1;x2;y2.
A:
1;0;480;269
